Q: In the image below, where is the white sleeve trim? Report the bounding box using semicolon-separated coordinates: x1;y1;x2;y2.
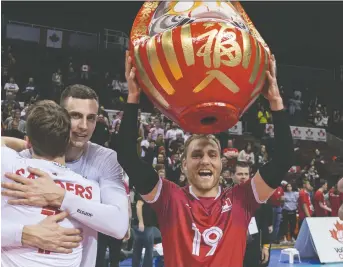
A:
144;178;163;204
251;176;267;204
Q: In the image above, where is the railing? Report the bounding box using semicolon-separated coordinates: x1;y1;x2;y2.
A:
7;20;97;36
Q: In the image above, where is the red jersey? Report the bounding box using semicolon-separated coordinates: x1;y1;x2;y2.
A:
314;189;328;217
329;188;341;217
269;186;284;207
149;178;260;267
298;189;313;220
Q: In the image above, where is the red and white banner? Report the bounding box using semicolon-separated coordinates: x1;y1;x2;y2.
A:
265;124;327;142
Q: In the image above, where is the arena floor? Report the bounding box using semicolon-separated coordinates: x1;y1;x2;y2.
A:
117;249;343;267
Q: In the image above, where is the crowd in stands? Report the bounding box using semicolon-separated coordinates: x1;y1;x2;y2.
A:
2;41;343;266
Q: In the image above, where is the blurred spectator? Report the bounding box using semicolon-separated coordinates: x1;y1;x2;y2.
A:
298;179;314;229
178;173;187;187
166;152;182;184
91;114;110;147
314;180;331;217
22;77;38;102
280;183;299;244
66;65;78;86
4;77;19;100
257;105;271;138
222;139;239;170
257;144;269;167
6;109;26;133
269;185;284;243
132;193;158;267
155;133;165;148
110;121;121;151
168;132;184;156
329;185;342;217
149;119;164;141
81;62;90;81
165;122;184;144
238;142;255;165
52;68;63;101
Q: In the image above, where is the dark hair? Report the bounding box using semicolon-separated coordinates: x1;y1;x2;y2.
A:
244;142;253;152
234;161;250;172
320;179;328;187
155;164;165;172
60;84;98;107
26;100;71;158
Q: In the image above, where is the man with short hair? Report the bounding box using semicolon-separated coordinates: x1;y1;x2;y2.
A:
116;52;294;267
314;180;331;217
2;84;129;261
298;179;314;228
2;100;100;266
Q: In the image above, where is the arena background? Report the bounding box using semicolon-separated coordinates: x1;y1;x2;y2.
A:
2;1;343;267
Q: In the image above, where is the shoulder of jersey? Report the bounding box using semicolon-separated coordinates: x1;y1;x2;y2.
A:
88;142;117;158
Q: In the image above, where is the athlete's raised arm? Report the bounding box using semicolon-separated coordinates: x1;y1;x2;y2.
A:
252;55;295;202
116;51;159;202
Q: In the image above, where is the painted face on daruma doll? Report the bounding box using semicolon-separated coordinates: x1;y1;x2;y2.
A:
148;1;249;36
131;1;270;134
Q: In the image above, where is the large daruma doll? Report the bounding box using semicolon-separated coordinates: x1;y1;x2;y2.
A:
130;1;270;134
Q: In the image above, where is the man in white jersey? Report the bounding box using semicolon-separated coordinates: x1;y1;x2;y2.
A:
2;100;100;267
2;84;129;256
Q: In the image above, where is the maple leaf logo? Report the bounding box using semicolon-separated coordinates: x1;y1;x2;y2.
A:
49;33;60;43
293;128;301;136
318;130;326;137
306;129;313;136
330;221;343;244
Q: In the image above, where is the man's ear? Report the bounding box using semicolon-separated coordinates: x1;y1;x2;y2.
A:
24;136;32;149
182;159;187;174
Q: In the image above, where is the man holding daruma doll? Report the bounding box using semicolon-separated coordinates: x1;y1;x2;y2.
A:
117;1;295;266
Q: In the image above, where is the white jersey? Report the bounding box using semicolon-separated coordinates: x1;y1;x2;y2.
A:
4;142;129;266
1;146;101;267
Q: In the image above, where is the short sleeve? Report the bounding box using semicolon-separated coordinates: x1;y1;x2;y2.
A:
146;178;179;217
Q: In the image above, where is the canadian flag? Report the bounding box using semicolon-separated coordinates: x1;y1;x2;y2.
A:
46;29;63;48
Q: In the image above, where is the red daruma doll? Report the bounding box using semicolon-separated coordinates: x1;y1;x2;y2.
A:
130;1;270;134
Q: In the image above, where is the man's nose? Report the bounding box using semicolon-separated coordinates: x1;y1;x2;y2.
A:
78;118;88;130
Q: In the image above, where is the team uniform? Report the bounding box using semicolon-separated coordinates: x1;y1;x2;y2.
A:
329;189;341;217
1;146;101;267
298;189;313;222
148;178;262;267
314;189;328;217
3;142;128;266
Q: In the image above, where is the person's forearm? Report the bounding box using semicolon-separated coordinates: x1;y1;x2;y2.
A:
61;191;129;239
1;220;24;247
1;137;27;152
117;103;159;195
259;101;294;188
136;202;144;225
319;202;332;212
303;204;311;217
